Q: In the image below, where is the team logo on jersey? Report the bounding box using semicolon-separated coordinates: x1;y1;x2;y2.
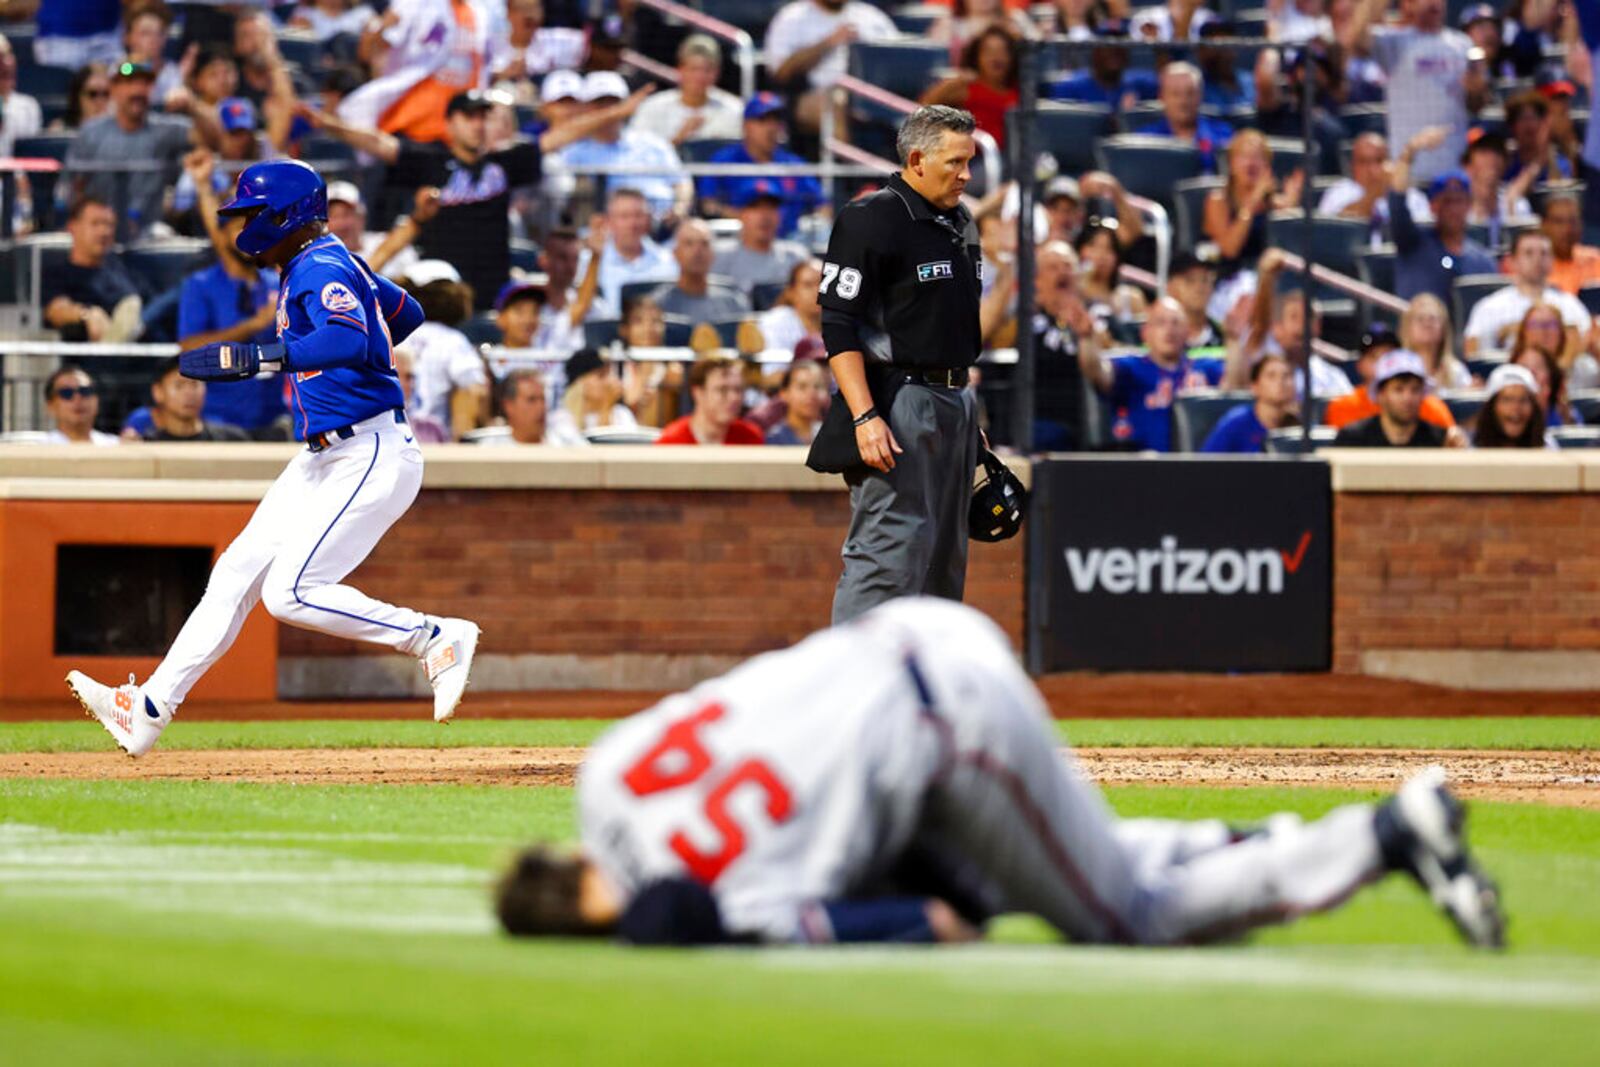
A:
916;261;954;282
320;282;360;313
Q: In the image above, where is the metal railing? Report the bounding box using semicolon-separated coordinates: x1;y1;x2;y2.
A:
631;0;758;101
827;74;1004;199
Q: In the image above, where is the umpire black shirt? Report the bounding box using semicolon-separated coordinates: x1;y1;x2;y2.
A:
819;173;982;371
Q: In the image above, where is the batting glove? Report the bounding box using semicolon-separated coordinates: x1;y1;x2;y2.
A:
179;341;286;382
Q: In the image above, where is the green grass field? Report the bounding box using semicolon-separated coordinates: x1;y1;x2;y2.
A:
2;718;1596;1065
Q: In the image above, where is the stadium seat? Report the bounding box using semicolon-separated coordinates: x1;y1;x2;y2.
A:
1337;104;1388;140
1266;212;1367;278
1172;176;1222;252
10;233;71;316
1267;426;1338;452
678;139;740;164
276;33;322;73
585;318;620;348
847;41;948;109
1355;244;1396;297
698;0;775;35
1549;426;1600;448
1032;103;1114;179
299;135;357;164
1467;354;1506;381
17;63;71;99
1569;389;1600;424
1438;389;1486;426
6;25;34;67
125;240;210;298
509;239;539;273
1095;136;1204;209
1451;275;1509;334
750;282;785;312
1579;286;1600;318
891;10;939;35
460;313;503;347
662;315;693;347
1171;390;1252;452
1261;138;1320;183
701;317;752;348
620;280;666;307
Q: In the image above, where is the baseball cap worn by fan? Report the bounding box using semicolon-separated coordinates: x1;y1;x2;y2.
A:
543;69;583;103
447;89;507;116
1168;249;1215;277
731;179;784;208
326;180;364;210
1457;3;1497;30
219;97;256;133
405;259;462;288
1043;176;1080;204
113;58;155;81
495;276;548;312
1427;169;1471;200
1535;69;1578;100
1369;350;1431;398
1485;363;1539;402
1360;322;1400;355
580;71;629;103
744;92;785;121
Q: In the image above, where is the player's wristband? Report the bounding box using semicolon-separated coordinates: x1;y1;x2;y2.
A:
852;407;879;428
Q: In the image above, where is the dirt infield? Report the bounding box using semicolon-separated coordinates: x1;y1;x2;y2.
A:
4;674;1600;723
3;746;1596;807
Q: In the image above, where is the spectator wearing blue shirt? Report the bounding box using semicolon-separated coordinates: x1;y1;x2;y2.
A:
1201;352;1297;453
174;151;287;437
1137;62;1232;174
698;93;825;238
1388;127;1498;305
1046;23;1159;112
1080;297;1224;452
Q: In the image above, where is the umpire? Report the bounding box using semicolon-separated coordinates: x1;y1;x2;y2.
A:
809;106;983;624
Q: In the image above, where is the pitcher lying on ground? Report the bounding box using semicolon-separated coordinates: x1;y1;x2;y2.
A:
495;599;1505;948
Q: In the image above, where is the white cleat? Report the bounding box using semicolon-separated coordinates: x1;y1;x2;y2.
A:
66;671;171;758
421;618;480;722
1380;765;1507;949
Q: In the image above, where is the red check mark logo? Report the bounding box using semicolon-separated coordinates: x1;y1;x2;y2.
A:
1280;531;1312;574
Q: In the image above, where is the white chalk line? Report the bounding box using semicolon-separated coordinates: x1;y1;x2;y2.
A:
762;945;1600;1011
0;823;498;935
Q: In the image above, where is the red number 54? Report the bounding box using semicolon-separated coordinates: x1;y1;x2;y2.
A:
622;703;794;885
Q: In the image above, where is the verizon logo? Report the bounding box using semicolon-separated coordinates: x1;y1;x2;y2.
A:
1067;533;1313;596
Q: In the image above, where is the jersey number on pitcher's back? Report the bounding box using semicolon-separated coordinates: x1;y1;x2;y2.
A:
622;703;795;885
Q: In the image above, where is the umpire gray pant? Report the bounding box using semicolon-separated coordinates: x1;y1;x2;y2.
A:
832;382;980;625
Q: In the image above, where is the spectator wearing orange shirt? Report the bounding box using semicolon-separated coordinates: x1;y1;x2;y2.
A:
1322;324;1457;430
656;358;765;445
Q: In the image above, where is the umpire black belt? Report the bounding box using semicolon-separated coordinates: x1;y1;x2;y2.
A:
900;367;969;389
307;408;407;453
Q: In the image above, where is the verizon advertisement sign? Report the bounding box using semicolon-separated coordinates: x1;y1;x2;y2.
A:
1027;459;1331;671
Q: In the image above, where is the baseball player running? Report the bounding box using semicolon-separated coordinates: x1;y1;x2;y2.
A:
68;159;480;757
497;599;1504;948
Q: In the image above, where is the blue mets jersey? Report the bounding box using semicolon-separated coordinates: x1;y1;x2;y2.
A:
274;235;418;439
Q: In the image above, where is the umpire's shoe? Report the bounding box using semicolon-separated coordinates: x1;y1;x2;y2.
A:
421;618;480;722
1376;766;1507;949
66;671;171;758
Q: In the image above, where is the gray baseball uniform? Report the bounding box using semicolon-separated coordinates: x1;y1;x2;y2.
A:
578;598;1385;944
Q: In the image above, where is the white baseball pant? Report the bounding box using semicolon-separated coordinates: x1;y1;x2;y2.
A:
914;636;1385;945
144;413;433;710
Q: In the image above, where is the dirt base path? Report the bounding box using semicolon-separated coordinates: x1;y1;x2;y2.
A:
2;746;1596;808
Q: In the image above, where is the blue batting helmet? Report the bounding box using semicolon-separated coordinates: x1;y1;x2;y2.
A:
218;159;328;256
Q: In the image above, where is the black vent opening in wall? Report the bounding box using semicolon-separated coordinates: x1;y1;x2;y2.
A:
54;545;213;656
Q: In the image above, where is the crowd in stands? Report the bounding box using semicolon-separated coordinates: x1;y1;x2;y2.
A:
2;0;1599;454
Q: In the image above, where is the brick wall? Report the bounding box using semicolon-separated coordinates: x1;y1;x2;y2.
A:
282;488;1025;659
1332;493;1600;672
